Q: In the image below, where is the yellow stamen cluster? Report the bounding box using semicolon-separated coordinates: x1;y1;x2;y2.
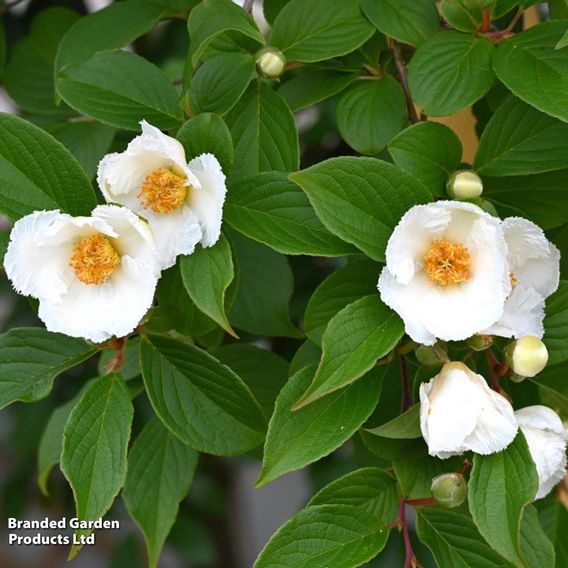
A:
70;234;120;285
138;168;188;214
510;272;518;289
423;239;471;286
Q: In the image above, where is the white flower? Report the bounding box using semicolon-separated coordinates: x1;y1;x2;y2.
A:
4;205;159;343
378;201;511;346
420;362;518;459
97;121;227;270
515;405;567;499
484;217;560;339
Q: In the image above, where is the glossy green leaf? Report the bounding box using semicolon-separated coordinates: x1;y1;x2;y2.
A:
519;505;555;568
336;76;407;155
61;374;133;557
225;81;299;179
361;0;440;47
57;50;183;130
225;171;357;256
408;32;495;116
189;53;255;115
493;22;568;122
295;295;404;408
468;432;539;567
441;0;494;33
304;259;380;345
0;114;97;219
0;328;95;410
388;122;463;196
556;29;568;50
176;112;234;173
271;0;374;63
544;280;568;366
290;156;432;261
140;335;266;455
123;418;198;568
180;235;236;336
365;404;421;439
188;0;264;64
257;364;383;486
474;96;568;176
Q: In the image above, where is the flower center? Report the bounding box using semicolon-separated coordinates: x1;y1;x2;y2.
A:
423;239;471;286
70;234;120;285
138;168;188;213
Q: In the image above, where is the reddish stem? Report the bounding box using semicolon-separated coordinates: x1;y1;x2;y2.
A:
405;497;437;507
390;39;420;124
459;459;472;476
105;337;128;374
481;9;491;33
399;500;415;568
485;349;511;400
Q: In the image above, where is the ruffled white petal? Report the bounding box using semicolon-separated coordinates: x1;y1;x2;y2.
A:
420;362;517;459
187;153;227;248
515;406;567;499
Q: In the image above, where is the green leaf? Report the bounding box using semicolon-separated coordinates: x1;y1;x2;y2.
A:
519;505;555;568
544;280;568;366
278;70;357;111
0;22;5;79
483;170;568;229
539;500;568;566
264;0;290;24
408;32;495;116
361;0;440;47
140;335;266;455
474;96;568;176
0;328;95;410
336;76;407;155
213;343;289;418
180;235;235;336
468;432;539;567
417;508;514;568
365;404;421;439
304;259;380;345
123;418;198;568
55;0;166;71
229;231;300;337
289;340;322;376
49;121;116;179
308;467;399;523
257;364;383;486
493;22;568;122
0;231;8;266
289;156;432;261
176;112;234;173
57;50;183;131
0;114;97;219
556;29;568;50
189;53;255;115
61;374;133;557
270;0;374;63
225;81;299;179
4;8;79;113
225;171;357;256
388;122;463;196
253;504;389;568
187;0;264;65
295;295;404;408
441;0;494;33
549;0;568;19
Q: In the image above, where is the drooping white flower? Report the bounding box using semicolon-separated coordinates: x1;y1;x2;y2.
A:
4;205;159;343
420;362;518;459
484;217;560;339
515;405;567;499
378;201;511;346
97;121;227;270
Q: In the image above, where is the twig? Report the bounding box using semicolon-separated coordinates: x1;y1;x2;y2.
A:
105;337;128;374
399;500;423;568
243;0;254;13
505;8;524;32
405;497;437;507
485;349;511;400
400;355;413;412
0;0;26;16
481;9;491;33
390;39;420;124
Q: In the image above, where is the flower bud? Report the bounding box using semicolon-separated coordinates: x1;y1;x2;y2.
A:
505;336;549;378
415;344;449;367
256;47;286;79
466;334;493;352
446;170;483;200
431;473;467;508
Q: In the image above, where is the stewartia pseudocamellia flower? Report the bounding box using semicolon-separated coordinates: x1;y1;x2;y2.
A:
419;362;518;459
378;201;511;346
515;405;567;499
4;205;159;342
97;121;227;270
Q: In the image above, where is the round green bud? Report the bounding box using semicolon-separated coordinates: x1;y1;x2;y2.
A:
415;344;449;367
446;170;483;200
505;336;549;378
256;47;286;79
431;473;467;508
466;334;493;352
